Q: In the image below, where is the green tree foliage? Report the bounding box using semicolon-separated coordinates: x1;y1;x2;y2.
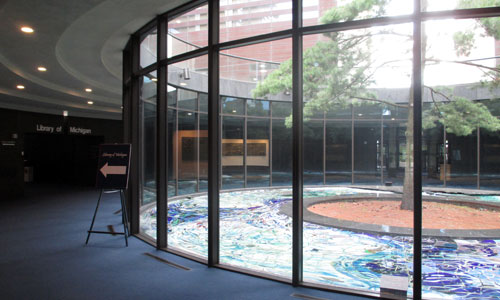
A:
252;0;500;209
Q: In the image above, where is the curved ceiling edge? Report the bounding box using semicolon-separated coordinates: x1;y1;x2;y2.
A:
0;52;120;104
57;0;187;91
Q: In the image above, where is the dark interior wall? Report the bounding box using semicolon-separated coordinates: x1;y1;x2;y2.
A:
0;109;23;198
0;108;123;199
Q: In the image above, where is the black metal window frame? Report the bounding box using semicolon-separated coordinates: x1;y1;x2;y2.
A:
124;1;500;299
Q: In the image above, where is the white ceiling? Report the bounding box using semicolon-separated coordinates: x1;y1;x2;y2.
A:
0;0;188;120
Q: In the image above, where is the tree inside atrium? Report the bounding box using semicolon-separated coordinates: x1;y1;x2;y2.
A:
253;0;500;210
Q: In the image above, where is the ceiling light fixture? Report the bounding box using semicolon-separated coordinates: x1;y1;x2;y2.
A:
87;101;94;105
37;66;47;72
180;82;187;86
21;26;34;33
85;88;92;92
151;78;158;82
16;85;25;90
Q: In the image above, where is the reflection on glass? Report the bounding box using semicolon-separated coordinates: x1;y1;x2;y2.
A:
247;99;270;116
139;73;157;239
421;17;500;299
219;39;293;279
168;5;208;58
303;0;413;27
423;0;499;12
140;29;157;68
247;118;270;187
325;122;351;185
300;23;413;294
272;118;292;186
222;116;244;189
164;55;209;259
220;0;292;43
304;120;324;185
222;97;244;115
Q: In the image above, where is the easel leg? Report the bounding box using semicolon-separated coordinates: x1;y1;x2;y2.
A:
120;190;129;246
86;189;103;245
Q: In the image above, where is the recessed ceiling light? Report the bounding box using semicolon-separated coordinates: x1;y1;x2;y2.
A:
63;111;68;117
37;66;47;72
21;26;34;33
16;85;25;90
232;110;237;113
85;88;92;92
180;82;187;86
151;78;158;82
87;101;94;105
176;20;181;24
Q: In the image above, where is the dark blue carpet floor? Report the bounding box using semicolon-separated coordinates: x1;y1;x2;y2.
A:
0;184;373;300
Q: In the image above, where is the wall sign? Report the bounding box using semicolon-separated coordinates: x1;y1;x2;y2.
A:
36;124;62;133
35;124;92;135
96;144;131;189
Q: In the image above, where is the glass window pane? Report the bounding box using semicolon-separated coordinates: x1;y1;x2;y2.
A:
168;5;208;58
272;118;292;186
304;120;324;185
220;0;292;43
218;39;293;279
222;97;244;115
140;29;157;68
178;89;198;110
300;24;414;295
168;56;208;94
422;17;500;299
423;0;499;11
199;93;208;112
271;101;292;118
165;55;209;259
325;122;351;184
247;99;270;116
139;73;157;240
303;0;413;28
247;118;270;187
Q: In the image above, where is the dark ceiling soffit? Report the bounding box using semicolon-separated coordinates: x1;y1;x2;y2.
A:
159;47;209;66
135;17;158;40
218;29;294;52
164;0;207;22
421;6;500;20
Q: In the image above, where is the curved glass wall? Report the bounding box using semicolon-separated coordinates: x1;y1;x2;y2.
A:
131;1;500;299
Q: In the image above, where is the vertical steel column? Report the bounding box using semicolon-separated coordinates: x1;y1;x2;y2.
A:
157;17;168;249
122;41;134;231
197;96;201;193
175;103;179;195
412;2;423;299
443;128;447;187
130;34;141;234
208;0;220;267
323;112;326;185
381;113;384;185
477;127;480;189
292;0;303;286
351;104;355;185
269;104;273;187
244;101;248;188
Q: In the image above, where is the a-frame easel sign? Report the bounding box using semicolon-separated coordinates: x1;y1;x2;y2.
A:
86;144;131;246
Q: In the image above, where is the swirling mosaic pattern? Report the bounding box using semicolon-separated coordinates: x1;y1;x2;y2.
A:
140;187;500;299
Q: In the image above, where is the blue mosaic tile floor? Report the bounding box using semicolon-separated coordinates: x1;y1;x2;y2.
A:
140;187;500;299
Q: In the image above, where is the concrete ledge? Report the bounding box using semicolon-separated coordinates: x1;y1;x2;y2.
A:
279;194;500;239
